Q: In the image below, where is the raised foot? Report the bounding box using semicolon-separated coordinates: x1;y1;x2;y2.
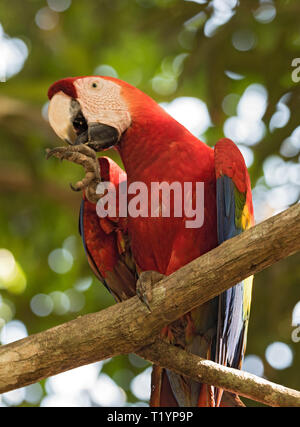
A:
136;270;166;312
46;144;101;203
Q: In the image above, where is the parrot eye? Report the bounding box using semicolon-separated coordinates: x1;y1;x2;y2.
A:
92;82;98;88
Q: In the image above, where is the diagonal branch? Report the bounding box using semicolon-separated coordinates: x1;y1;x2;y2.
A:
0;204;300;404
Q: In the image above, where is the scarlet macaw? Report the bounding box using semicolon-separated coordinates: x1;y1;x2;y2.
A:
47;76;254;407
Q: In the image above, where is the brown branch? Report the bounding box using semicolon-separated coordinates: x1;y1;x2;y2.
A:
0;163;79;209
0;204;300;404
139;340;300;407
0;96;50;131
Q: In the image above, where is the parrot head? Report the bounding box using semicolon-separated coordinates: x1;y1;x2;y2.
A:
48;76;133;151
47;75;166;152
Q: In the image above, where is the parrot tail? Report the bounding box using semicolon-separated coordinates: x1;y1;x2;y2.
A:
197;384;215;407
150;366;178;407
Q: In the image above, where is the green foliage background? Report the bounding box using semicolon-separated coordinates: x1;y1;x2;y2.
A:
0;0;299;406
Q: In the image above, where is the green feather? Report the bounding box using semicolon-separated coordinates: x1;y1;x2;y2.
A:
234;187;246;230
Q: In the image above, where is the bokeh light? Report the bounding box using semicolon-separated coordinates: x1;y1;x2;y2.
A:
270;100;290;133
224;84;267;146
0;249;26;294
232;29;256;52
41;393;90;407
267;184;299;211
238;84;268;122
41;101;50;121
50;291;70;315
63;235;78;259
0;24;28;82
25;384;44;405
290;126;300;149
47;0;72;13
0;249;16;281
2;388;26;406
292;301;300;326
184;0;207;4
236;144;254;168
222;93;240;116
254;3;276;24
35;7;59;31
225;70;245;80
46;362;101;395
0;298;15;326
94;64;118;78
280;138;298;158
130;367;151;401
161;97;211;137
0;320;28;345
90;373;127;406
263;156;288;188
48;248;73;274
204;0;237;37
243;355;264;377
65;289;85;312
42;363;104;407
74;277;93;292
152;75;177;96
30;294;54;317
257;150;300;218
265;342;293;370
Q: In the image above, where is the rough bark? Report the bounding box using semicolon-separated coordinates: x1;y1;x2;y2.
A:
139;340;300;407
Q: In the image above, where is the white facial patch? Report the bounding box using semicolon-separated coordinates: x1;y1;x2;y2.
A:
74;77;131;138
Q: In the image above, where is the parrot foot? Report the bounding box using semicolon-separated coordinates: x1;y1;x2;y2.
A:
136;271;165;312
46;144;101;203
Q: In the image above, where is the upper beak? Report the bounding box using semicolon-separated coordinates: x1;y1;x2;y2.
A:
48;92;120;151
48;92;77;145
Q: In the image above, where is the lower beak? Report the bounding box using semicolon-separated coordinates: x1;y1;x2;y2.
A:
75;122;119;151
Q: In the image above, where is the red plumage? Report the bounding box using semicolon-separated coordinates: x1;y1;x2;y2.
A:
49;76;254;407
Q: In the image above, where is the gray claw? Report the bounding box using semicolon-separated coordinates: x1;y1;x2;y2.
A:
69;183;81;192
136;271;166;312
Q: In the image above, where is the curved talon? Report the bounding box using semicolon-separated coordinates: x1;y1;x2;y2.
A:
69;183;82;192
46;144;97;160
136;271;166;312
46;147;68;160
136;286;152;312
85;179;102;204
45;144;101;200
46;148;58;160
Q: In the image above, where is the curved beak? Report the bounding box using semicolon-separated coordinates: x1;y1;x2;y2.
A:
48;92;119;151
48;92;77;145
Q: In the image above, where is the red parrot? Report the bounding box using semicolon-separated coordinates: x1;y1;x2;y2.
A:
47;76;254;407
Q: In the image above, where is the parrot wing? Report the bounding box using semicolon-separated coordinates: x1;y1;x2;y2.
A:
214;138;254;405
79;156;137;302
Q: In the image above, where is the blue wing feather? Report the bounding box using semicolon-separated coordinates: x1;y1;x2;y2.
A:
215;175;245;373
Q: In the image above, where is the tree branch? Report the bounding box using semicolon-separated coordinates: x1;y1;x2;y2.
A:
0;204;300;405
0;163;79;209
139;340;300;407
